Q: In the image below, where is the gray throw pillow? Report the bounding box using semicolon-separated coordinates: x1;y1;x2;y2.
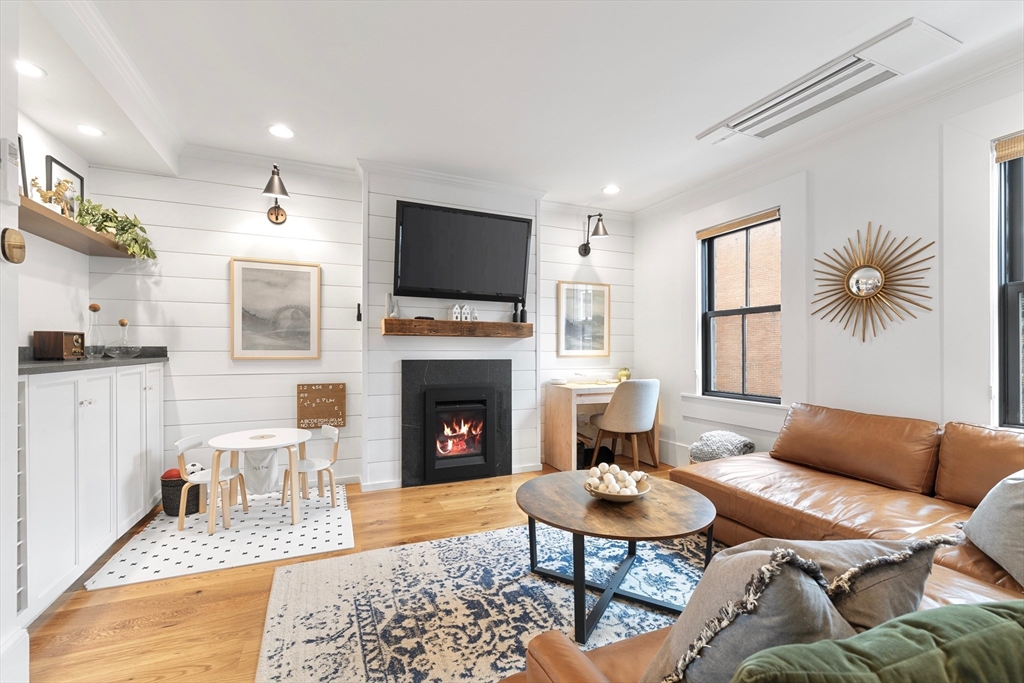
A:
638;547;856;683
963;470;1024;587
689;430;756;463
713;536;957;632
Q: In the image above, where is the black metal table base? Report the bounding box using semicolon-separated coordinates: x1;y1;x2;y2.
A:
528;518;715;644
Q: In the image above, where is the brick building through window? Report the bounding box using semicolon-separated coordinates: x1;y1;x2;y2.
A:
700;212;782;403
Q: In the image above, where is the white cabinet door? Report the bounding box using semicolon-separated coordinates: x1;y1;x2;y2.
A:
26;372;80;608
115;366;146;536
78;369;117;567
144;364;164;506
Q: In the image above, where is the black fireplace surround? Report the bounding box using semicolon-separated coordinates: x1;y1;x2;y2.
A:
402;359;512;487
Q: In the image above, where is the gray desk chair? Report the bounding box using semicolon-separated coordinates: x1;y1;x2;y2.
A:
589;379;661;470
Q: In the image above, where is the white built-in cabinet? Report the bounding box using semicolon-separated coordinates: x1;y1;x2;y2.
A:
18;362;164;627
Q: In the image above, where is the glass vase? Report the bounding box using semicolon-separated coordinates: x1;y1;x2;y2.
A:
85;304;106;358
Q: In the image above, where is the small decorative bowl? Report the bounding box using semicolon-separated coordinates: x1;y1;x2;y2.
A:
584;473;651;503
106;345;142;359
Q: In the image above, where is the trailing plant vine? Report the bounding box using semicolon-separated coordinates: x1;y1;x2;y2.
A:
75;198;156;259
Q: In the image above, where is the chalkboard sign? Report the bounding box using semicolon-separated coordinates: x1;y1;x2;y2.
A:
297;383;346;428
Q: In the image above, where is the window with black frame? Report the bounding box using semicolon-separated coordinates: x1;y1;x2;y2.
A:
998;133;1024;428
700;211;782;404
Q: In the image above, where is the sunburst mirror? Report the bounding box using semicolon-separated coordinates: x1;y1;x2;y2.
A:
812;222;934;341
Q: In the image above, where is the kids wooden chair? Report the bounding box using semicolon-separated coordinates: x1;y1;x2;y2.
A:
282;425;340;508
175;435;248;534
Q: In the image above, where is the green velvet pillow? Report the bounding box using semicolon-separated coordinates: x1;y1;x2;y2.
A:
729;601;1024;683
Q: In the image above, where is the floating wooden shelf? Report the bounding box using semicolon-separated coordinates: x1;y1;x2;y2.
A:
382;318;533;338
18;196;131;258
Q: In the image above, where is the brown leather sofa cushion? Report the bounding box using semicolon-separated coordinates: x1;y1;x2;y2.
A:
934;422;1024;508
672;454;968;542
769;403;941;494
513;627;670;683
921;563;1024;610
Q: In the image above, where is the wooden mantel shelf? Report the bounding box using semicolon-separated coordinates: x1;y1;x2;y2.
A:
18;196;131;258
382;317;533;338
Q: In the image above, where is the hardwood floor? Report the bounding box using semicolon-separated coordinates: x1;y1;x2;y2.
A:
29;459;674;683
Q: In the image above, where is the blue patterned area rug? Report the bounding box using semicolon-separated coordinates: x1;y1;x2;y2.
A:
256;523;721;683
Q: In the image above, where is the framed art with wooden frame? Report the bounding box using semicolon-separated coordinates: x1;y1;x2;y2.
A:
230;257;321;360
557;281;611;357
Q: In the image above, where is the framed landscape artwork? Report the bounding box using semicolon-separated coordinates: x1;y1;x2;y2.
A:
230;258;321;360
557;281;611;357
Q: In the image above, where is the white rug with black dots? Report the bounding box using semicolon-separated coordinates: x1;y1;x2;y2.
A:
85;485;353;590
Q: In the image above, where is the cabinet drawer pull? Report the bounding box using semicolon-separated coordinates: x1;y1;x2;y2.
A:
79;399;95;407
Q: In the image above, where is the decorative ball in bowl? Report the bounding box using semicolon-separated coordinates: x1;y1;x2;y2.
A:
583;464;650;503
105;345;142;359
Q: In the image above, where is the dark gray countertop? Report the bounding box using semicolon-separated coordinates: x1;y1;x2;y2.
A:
18;346;168;375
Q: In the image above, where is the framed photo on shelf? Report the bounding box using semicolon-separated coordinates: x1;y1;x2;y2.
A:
45;155;85;214
230;257;321;360
17;135;27;197
557;280;611;357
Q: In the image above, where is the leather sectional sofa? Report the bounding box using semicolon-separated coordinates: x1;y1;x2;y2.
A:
506;403;1024;683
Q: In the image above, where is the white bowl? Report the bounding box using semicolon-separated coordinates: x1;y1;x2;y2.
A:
584;473;651;503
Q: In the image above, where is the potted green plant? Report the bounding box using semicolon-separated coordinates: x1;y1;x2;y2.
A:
75;197;156;259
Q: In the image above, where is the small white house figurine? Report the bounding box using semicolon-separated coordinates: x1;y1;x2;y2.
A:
470;307;479;321
450;304;463;321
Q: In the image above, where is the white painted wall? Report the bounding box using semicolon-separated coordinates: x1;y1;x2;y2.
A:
88;151;364;480
359;161;545;490
17;113;91;346
634;66;1024;464
537;203;635;461
0;0;30;678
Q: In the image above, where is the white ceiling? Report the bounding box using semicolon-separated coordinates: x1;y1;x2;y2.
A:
18;1;1024;211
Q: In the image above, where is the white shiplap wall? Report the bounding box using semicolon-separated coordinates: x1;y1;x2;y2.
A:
360;162;545;490
88;152;363;479
537;203;634;462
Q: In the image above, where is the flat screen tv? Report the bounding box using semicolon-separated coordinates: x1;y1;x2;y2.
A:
393;201;532;303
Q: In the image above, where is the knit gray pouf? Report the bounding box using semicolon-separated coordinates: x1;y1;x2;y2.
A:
689;430;755;463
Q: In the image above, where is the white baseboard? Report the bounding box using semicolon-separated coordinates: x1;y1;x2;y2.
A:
512;463;543;474
360;479;401;492
0;629;29;683
336;475;361;485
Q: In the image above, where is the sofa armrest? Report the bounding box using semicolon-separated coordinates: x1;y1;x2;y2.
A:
525;631;612;683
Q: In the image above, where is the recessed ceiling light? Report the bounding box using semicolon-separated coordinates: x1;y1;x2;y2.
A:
16;60;46;78
268;124;294;139
602;185;620;195
77;124;105;137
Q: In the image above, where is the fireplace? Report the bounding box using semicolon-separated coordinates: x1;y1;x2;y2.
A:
402;359;512;487
424;385;497;483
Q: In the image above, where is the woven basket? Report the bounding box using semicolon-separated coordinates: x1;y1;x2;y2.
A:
161;478;200;517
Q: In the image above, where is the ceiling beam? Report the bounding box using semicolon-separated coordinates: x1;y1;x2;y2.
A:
33;0;183;175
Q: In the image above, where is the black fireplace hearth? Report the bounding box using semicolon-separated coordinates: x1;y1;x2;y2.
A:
402;360;512;487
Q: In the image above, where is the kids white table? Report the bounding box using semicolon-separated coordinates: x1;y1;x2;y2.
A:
207;428;313;530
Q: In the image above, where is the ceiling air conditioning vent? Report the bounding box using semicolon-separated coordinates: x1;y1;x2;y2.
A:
697;18;960;144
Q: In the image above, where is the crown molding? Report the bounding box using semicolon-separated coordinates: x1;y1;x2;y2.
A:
636;37;1024;221
357;159;547;200
181;145;361;181
35;0;184;175
539;200;633;223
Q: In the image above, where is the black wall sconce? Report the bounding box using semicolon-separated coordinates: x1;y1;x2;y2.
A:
263;164;290;224
578;213;609;257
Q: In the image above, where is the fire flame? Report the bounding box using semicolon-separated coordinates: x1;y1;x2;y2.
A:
436;416;484;456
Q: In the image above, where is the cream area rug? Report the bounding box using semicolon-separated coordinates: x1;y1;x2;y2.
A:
256;523;720;683
86;485;353;590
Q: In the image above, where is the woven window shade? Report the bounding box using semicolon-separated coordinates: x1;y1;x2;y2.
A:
995;133;1024;164
696;208;780;241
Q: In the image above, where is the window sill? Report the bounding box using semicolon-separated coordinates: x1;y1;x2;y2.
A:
680;392;791;433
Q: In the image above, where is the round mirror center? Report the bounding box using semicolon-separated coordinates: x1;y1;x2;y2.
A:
847;266;883;298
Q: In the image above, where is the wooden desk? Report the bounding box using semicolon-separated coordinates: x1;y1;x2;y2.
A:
545;382;660;471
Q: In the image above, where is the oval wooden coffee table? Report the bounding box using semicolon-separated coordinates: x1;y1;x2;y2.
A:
516;470;717;644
